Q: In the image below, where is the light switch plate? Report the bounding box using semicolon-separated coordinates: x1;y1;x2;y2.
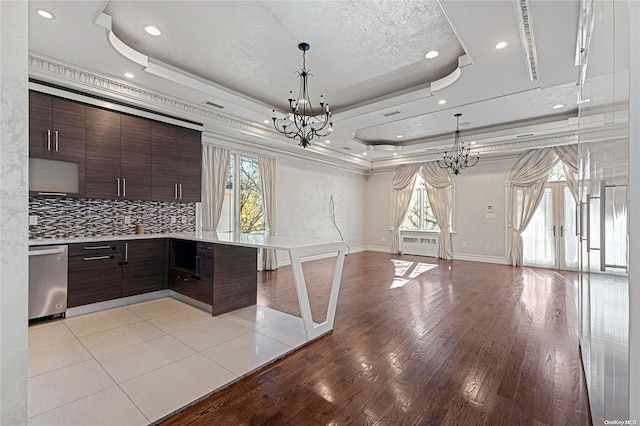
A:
124;216;131;224
181;216;187;224
29;215;39;226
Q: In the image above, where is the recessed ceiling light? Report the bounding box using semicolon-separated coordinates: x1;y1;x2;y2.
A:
363;152;367;156
263;119;270;124
470;141;477;145
325;140;331;144
124;72;135;79
438;99;446;105
396;134;404;139
144;25;162;36
495;41;508;49
553;104;565;109
393;153;398;156
37;9;54;19
425;50;440;59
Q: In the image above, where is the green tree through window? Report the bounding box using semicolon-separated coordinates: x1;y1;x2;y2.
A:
239;156;264;232
402;175;439;231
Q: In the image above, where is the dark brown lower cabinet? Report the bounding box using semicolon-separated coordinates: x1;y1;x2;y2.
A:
122;240;167;297
68;239;166;308
168;241;257;314
68;247;123;308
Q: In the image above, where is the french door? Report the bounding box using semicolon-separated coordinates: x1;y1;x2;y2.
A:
521;182;578;270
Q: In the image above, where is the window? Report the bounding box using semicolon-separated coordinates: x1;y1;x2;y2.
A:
402;175;439;231
217;154;264;233
548;162;566;182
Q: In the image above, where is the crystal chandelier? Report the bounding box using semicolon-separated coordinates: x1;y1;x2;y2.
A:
437;113;479;175
272;42;332;148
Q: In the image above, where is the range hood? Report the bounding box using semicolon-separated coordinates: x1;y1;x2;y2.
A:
29;158;79;195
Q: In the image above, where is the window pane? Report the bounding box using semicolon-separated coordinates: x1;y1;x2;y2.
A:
548;162;566;181
401;186;420;229
239;156;264;232
423;196;439;231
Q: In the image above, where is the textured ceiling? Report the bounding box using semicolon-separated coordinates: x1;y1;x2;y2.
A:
104;1;464;112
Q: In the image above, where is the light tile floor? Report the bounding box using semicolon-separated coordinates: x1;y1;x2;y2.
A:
28;298;307;424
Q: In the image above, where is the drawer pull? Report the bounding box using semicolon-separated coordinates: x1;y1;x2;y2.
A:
84;245;111;250
83;255;111;261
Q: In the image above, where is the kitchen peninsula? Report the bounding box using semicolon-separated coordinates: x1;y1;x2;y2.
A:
30;231;347;341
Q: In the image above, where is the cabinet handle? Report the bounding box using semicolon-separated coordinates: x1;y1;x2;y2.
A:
83;255;111;261
54;130;59;152
560;225;564;237
179;183;183;200
174;183;178;199
117;178;121;197
123;242;129;265
122;178;126;197
194;255;200;277
46;129;51;151
84;245;111;250
37;192;67;197
552;226;556;237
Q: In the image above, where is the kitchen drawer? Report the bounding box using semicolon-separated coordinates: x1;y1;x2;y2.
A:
68;241;122;257
68;252;122;307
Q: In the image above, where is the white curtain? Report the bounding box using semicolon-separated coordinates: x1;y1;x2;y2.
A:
507;148;559;266
419;162;454;259
201;145;231;231
554;144;579;202
390;164;421;254
258;156;277;270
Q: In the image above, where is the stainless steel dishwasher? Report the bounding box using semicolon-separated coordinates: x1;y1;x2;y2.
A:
28;245;68;320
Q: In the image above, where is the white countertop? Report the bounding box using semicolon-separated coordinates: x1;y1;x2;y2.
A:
29;231;346;252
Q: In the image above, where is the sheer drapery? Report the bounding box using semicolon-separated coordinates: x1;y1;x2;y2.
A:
418;162;454;259
258;156;277;270
390;164;421;254
553;144;579;202
507;148;559;266
201;145;231;231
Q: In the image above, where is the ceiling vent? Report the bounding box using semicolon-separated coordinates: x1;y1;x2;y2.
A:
204;101;224;109
382;110;402;117
517;133;535;138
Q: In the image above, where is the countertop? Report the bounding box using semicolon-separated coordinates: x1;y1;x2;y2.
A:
28;231;346;252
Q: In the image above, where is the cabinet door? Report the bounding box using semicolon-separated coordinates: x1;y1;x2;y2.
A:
196;243;213;304
68;253;122;307
151;122;178;202
212;244;257;315
122;240;166;297
120;115;152;200
29;91;53;157
52;97;86;197
86;107;121;199
177;128;202;202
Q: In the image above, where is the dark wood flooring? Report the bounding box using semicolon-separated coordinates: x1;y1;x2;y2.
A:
160;252;592;425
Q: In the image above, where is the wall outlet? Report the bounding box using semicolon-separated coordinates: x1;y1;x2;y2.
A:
171;216;177;224
124;215;131;224
29;215;39;226
381;236;385;242
181;216;187;224
462;242;467;248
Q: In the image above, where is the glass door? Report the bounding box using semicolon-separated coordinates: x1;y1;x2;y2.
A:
522;171;578;270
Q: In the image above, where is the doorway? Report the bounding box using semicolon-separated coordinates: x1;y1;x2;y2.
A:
521;165;579;270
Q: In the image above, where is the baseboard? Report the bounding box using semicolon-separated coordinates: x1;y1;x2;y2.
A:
452;253;510;265
66;289;171;318
362;245;390;253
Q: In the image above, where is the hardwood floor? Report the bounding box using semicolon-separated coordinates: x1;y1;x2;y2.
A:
160;252;592;425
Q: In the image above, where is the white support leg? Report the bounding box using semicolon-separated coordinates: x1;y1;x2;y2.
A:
288;243;346;340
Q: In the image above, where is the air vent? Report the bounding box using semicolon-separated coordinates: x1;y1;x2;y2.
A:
517;133;535;138
342;146;352;151
382;110;402;117
204;101;224;109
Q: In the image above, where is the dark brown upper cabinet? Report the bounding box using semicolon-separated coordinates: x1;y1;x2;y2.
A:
120;115;152;201
85;107;121;199
152;123;202;202
29;91;86;197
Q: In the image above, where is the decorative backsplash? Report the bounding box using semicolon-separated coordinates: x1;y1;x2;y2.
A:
29;197;196;239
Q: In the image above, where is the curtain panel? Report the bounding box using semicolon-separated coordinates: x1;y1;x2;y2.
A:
507;148;559;266
553;144;579;202
201;145;231;231
390;164;421;254
419;162;454;259
258;156;278;270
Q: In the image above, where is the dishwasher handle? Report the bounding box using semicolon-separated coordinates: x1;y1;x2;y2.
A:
29;247;67;256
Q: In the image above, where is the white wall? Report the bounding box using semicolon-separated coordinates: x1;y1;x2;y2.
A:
0;1;29;423
363;157;515;263
275;155;366;263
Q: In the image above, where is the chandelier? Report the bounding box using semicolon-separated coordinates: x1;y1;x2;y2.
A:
437;113;479;175
272;42;332;148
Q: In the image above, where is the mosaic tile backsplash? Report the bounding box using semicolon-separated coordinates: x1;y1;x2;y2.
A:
29;197;196;239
